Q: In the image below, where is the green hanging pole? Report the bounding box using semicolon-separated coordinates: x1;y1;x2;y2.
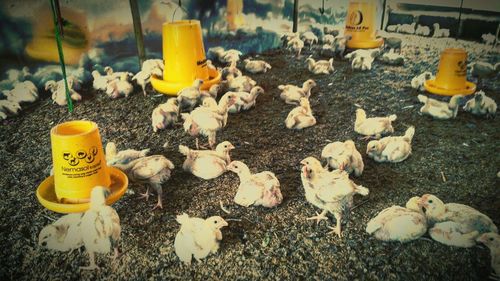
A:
50;0;73;113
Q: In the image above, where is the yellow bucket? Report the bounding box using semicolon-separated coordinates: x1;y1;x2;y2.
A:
51;121;110;201
151;20;221;95
37;120;128;213
227;0;245;31
424;48;476;96
344;1;383;49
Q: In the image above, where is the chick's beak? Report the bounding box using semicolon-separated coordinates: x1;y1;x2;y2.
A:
220;220;229;227
417;197;426;207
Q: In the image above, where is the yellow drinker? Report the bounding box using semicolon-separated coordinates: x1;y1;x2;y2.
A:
151;20;221;95
36;120;128;213
424;48;476;96
344;1;383;49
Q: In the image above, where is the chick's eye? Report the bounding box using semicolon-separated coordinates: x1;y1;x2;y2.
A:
428;200;433;204
490;238;494;241
214;220;218;224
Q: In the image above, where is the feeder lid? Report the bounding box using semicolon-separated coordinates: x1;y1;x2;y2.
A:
424;79;476;96
36;167;128;213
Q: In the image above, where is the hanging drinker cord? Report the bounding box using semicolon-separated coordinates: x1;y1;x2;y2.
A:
49;0;73;113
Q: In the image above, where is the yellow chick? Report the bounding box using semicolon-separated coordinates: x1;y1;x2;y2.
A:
285;98;316;130
321;140;364;176
366;196;427;242
476;233;500;279
178;141;235;180
417;94;464;120
300;157;369;237
366;126;415;163
306;58;334;75
278;79;316;105
80;186;121;270
463;90;497;118
354;108;397;139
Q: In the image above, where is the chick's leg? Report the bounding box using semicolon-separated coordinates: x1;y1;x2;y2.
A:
80;251;99;270
151;183;163;210
139;187;150;201
327;213;342;237
306;209;328;224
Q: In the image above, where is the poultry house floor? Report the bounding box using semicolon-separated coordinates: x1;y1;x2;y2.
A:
0;34;499;280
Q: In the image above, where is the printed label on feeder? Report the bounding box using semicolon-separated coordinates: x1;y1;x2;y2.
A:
197;58;207;66
61;160;102;179
455;60;467;76
62;146;98;166
346;10;368;32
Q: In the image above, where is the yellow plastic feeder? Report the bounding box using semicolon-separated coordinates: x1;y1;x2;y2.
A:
344;1;383;49
424;48;476;96
227;0;245;31
36;121;127;213
151;20;221;95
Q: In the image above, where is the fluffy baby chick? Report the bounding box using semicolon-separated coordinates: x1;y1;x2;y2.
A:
306;58;334;74
179;141;235;180
221;61;242;80
463;90;497;117
300;157;369;237
323;34;335;45
0;99;22;117
417;94;464;120
354;108;397;139
141;59;163;74
429;221;480;248
345;48;380;62
226;75;256;92
301;31;318;49
151;98;180;132
221;49;243;64
38;213;84;252
332;35;351;58
287;36;305;58
45;79;82;106
366;196;427;242
177;79;204;112
476;233;500;279
227;86;265;113
182;94;236;149
285;98;317;130
105;142;150;166
418;194;498;248
132;70;152;96
80;186;121;270
201;84;221;101
411;71;434;91
106;72;133;99
5;81;38;103
469;61;500;86
366;126;415;163
243;59;272;74
114;155;174;210
92;70;111;91
321;140;364;176
351;55;374;71
227;161;283;208
379;49;404;66
174;213;228;265
279;79;316;105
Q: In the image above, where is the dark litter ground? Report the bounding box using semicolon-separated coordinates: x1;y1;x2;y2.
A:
0;33;499;280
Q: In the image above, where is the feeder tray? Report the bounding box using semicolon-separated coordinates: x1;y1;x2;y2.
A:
424;80;476;96
36;167;128;213
151;68;221;95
